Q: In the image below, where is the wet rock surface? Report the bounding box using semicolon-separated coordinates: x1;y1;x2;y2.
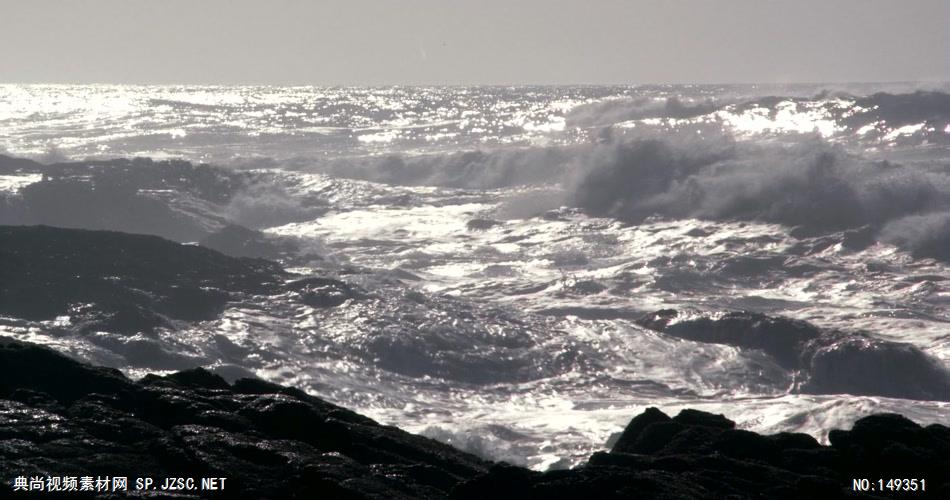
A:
0;225;286;332
453;407;950;499
0;338;488;499
465;218;503;231
637;309;950;401
2;339;948;499
286;277;363;308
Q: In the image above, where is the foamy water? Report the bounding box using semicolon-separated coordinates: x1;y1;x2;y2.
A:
2;83;949;469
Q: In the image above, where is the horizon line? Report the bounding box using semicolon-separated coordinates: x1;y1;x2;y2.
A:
1;79;948;88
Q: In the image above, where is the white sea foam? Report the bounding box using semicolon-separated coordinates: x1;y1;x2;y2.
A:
1;83;948;470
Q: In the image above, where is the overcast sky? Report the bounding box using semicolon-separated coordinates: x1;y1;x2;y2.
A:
1;0;947;85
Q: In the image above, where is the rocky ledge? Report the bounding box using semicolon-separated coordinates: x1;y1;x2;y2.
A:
0;225;357;336
0;225;286;333
1;338;948;499
455;407;949;499
0;338;487;499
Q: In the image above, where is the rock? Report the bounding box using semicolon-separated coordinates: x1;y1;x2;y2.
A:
3;340;948;498
466;219;502;231
671;409;735;429
287;277;362;308
769;432;821;450
453;407;950;499
450;463;538;500
611;407;671;453
0;225;286;333
0;338;487;499
0;340;130;404
804;336;950;400
0;154;41;175
637;310;821;369
151;368;232;391
637;309;950;401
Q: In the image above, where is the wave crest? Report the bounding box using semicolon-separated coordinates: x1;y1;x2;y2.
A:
570;137;947;235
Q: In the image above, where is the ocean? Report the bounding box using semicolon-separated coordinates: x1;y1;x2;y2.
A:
1;83;948;469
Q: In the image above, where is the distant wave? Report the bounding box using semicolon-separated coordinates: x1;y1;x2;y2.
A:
841;90;950;132
4;89;950;260
566;96;723;127
300;129;950;259
317;147;575;189
568;136;948;235
567;90;950;144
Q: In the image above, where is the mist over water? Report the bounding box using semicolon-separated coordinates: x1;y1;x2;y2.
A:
1;83;949;469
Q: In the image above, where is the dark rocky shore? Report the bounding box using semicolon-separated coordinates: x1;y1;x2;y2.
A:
0;224;947;498
0;225;354;337
1;338;947;499
0;225;285;331
0;337;486;499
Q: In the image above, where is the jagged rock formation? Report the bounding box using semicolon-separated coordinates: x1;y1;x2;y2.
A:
0;338;488;499
0;225;359;340
0;226;286;334
2;339;947;499
453;407;950;499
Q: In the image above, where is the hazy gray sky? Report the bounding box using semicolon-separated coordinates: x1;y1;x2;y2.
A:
1;0;947;85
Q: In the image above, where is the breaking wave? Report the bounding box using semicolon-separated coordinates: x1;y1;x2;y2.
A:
569;136;949;235
294;128;950;260
2;84;949;469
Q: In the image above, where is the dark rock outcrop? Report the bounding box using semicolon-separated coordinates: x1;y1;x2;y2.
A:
0;338;487;499
453;407;949;499
0;154;40;175
0;225;367;339
806;336;950;400
0;225;285;333
637;309;950;401
465;219;502;231
637;310;822;369
287;277;363;308
2;340;948;499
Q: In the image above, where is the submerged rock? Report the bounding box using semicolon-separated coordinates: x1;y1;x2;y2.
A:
637;310;821;369
637;309;950;401
287;277;363;308
805;336;950;400
466;218;502;231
